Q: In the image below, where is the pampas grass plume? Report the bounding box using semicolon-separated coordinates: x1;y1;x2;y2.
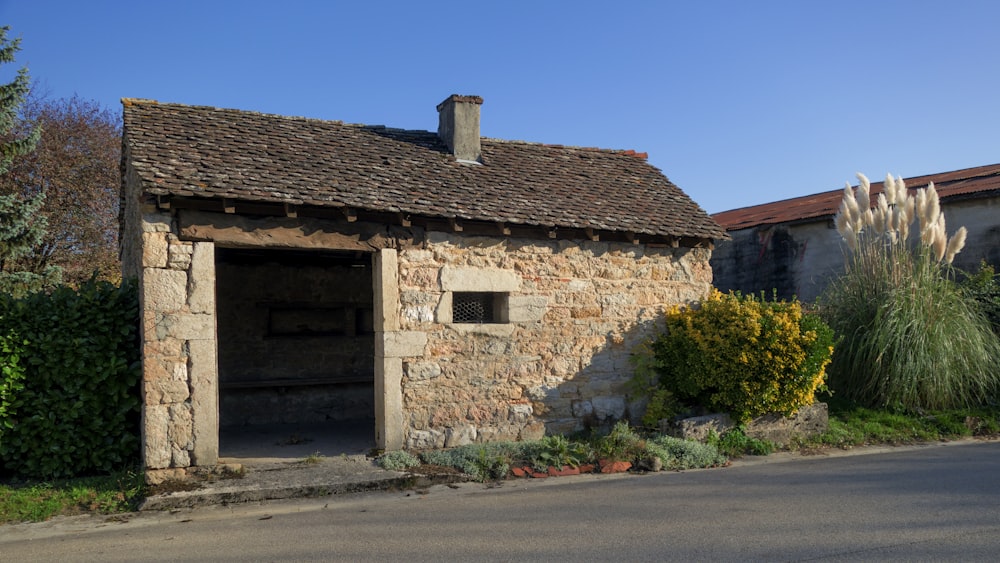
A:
932;215;947;262
843;184;861;227
855;173;871;214
945;226;967;264
922;183;942;239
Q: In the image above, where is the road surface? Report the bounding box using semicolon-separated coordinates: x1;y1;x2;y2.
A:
3;440;999;561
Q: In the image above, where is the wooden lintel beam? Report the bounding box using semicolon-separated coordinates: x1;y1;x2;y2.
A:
584;227;599;242
283;203;298;218
222;198;236;214
397;212;412;227
449;218;463;232
156;195;171;210
342;207;357;222
497;222;511;236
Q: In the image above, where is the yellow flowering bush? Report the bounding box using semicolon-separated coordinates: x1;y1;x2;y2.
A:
647;290;834;423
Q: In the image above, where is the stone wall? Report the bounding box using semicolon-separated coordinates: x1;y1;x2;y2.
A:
136;210;219;471
395;232;713;449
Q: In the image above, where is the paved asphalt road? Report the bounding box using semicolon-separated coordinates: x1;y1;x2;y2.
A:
3;440;999;561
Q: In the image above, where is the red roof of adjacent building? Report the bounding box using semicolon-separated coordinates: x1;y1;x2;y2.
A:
713;163;1000;231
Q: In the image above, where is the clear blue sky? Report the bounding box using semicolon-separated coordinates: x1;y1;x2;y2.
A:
2;0;998;214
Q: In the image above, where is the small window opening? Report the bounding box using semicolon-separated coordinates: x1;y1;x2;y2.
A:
453;292;504;324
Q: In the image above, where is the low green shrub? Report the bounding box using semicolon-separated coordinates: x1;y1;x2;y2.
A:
376;450;420;471
638;289;834;423
0;279;141;479
645;435;728;470
705;427;775;457
419;442;529;482
413;426;734;480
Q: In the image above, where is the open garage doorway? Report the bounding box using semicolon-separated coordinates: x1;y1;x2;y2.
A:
215;247;375;461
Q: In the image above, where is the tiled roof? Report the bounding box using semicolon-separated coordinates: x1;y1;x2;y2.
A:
122;99;725;240
713;163;1000;231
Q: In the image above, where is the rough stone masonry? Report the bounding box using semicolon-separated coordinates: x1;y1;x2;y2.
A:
394;231;712;449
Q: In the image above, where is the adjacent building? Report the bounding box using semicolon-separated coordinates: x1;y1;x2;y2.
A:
712;164;1000;302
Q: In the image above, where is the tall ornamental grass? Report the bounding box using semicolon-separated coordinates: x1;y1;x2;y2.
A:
822;173;1000;410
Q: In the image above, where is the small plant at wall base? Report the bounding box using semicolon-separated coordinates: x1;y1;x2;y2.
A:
821;173;1000;410
634;289;834;424
627;338;683;428
594;421;647;463
418;443;525;482
535;435;590;470
377;450;420;471
705;427;775;458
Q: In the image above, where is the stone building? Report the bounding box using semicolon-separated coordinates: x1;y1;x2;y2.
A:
120;95;726;479
712;164;1000;302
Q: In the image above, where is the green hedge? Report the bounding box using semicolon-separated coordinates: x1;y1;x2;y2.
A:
0;279;141;479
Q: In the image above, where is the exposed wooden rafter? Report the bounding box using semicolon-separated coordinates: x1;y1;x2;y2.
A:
449;217;463;232
397;212;411;227
342;207;357;222
584;227;599;241
283;203;298;218
497;222;511;236
222;198;236;214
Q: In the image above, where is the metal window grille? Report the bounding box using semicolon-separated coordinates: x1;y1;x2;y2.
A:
452;292;496;323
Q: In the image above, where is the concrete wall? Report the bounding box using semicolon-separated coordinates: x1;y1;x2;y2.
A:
711;221;843;302
712;194;1000;302
948;196;1000;270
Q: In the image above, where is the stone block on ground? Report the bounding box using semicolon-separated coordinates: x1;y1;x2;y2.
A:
661;402;829;446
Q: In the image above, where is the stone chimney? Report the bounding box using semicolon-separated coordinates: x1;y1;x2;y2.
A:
436;94;483;163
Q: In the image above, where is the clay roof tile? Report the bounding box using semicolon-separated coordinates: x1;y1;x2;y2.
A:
122;99;725;240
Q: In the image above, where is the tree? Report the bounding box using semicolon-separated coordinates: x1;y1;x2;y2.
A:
0;93;122;284
0;27;39;177
0;26;55;297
